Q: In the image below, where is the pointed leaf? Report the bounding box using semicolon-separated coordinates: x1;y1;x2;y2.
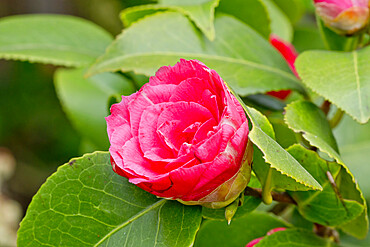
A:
295;47;370;124
88;12;304;96
284;101;368;238
54;68;135;150
0;15;112;67
288;144;364;226
228;91;322;191
17;152;202;246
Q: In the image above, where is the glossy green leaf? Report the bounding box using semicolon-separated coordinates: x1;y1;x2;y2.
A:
121;0;219;41
242;104;322;191
0;15;113;67
217;0;271;38
17;152;202;246
288;144;364;226
227;92;322;192
252;147;319;191
284;101;368;238
261;0;293;42
194;212;289;247
257;228;339;247
88;12;303;96
285;101;339;153
54;68;135;150
295;46;370;124
202;195;261;221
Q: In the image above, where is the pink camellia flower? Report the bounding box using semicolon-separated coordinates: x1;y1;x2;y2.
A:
245;227;287;247
267;34;299;100
314;0;370;34
107;59;253;209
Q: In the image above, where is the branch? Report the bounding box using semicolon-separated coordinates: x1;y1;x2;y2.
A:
244;187;296;205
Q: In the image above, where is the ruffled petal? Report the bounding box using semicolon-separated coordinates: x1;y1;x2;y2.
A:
128;84;176;136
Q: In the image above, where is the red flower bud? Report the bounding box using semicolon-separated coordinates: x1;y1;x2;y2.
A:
314;0;370;35
267;35;299;100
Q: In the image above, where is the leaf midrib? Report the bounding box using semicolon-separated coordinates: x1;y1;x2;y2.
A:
91;52;299;83
352;51;364;121
94;199;166;246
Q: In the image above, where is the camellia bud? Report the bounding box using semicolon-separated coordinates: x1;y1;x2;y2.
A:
314;0;370;35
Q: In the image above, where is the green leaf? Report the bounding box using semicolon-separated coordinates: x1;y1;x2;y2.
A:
295;46;370;124
217;0;271;38
261;0;293;42
256;228;339;247
272;0;306;24
17;152;202;246
252;147;319;191
292;26;325;52
88;12;303;96
239;103;322;191
285;101;339;153
202;195;261;221
0;15;113;67
194;212;289;247
288;144;364;226
284;101;368;238
225;90;322;192
121;0;220;41
54;68;135;150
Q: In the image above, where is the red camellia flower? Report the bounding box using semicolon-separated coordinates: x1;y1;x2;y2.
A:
106;59;253;208
314;0;370;35
267;34;299;100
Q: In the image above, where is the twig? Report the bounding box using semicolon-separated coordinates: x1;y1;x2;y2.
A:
244;187;296;205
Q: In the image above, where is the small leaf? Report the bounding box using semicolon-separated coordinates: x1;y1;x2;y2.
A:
217;0;271;38
284;100;368;238
54;68;135;150
121;0;220;41
17;152;202;246
194;212;289;247
295;47;370;124
288;144;364;226
0;15;113;67
256;228;339;247
88;12;303;96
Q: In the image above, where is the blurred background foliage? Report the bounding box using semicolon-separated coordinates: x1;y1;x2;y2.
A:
0;0;369;246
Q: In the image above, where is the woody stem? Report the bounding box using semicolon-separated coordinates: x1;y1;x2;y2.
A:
244;187;296;205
